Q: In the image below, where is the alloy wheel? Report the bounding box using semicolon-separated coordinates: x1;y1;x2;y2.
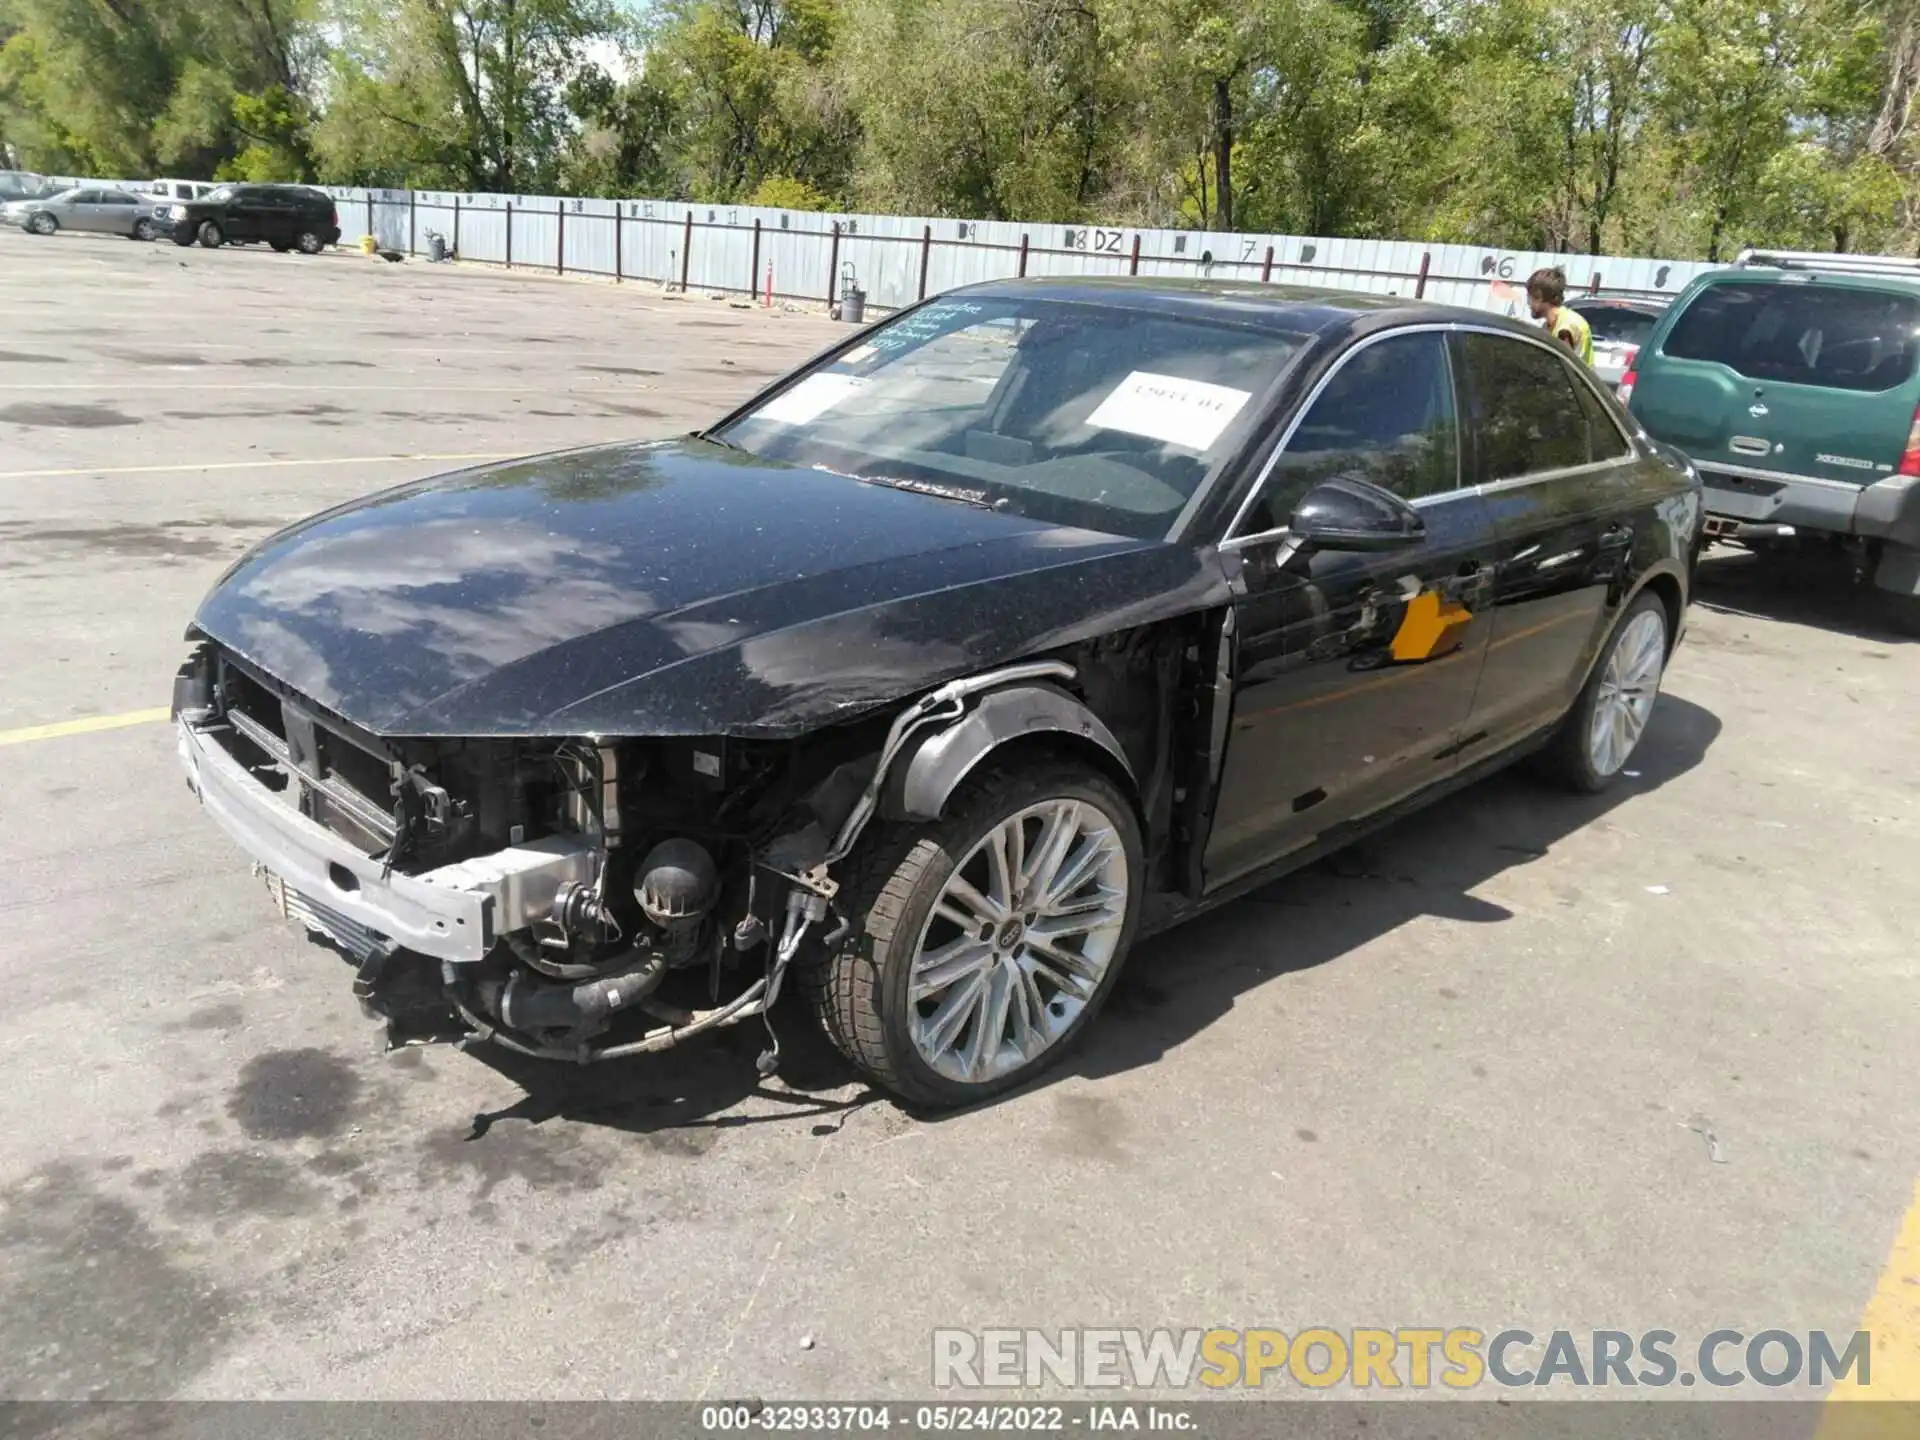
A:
1588;608;1666;778
906;797;1129;1085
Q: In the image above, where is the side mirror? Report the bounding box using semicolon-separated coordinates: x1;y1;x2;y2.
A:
1289;475;1426;553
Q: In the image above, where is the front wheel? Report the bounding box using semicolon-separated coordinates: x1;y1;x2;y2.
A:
1541;591;1670;792
808;758;1142;1107
196;220;224;248
26;213;56;236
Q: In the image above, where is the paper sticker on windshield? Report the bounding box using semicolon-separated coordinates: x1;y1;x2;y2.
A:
1085;372;1251;450
758;372;866;425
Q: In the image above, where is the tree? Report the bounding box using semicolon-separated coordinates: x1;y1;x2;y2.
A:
314;0;622;191
0;0;321;178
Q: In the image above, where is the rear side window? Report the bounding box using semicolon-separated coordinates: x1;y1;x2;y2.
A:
1457;333;1593;481
1573;377;1631;462
1664;282;1920;392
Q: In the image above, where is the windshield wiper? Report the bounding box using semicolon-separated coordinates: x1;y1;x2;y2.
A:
695;429;742;452
816;465;996;510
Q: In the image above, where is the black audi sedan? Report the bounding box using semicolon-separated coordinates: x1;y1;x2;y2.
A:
172;279;1702;1106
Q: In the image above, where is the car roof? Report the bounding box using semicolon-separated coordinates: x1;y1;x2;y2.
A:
1696;265;1920;296
949;276;1537;341
1573;293;1669;311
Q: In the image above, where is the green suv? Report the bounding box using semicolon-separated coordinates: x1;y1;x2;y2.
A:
1625;249;1920;632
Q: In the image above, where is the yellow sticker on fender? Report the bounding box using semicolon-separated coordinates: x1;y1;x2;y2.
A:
1391;591;1473;662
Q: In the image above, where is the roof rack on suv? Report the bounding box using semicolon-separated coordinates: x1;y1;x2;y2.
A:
1734;247;1920;278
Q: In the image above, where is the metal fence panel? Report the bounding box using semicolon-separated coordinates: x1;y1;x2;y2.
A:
123;177;1734;317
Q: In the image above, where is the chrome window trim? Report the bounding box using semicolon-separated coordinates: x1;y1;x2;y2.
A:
1216;322;1462;545
1215;320;1645;549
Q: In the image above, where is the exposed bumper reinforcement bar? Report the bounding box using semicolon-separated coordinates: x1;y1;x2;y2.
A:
176;720;596;964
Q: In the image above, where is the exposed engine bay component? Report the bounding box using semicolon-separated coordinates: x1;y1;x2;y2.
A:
177;713;598;964
499;947;668;1033
635;838;719;930
886;681;1134;822
823;659;1078;866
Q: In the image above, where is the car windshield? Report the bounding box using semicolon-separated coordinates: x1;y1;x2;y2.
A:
1574;304;1661;347
712;295;1307;539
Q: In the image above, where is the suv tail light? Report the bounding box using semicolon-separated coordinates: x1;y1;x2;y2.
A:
1898;401;1920;476
1617;367;1637;406
330;205;339;229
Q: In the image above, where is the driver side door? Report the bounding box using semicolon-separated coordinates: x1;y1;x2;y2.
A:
1204;328;1498;890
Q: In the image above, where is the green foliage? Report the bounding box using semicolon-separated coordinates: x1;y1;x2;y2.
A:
3;0;1920;257
749;172;831;208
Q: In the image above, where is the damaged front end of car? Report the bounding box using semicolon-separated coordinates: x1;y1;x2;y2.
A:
172;638;1127;1073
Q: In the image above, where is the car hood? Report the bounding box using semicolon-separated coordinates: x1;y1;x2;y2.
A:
192;438;1229;738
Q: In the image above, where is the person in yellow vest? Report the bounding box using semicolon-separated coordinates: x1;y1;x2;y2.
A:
1526;266;1593;366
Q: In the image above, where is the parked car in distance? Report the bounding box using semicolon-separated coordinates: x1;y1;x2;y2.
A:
138;177;216;224
5;186;160;240
1569;293;1669;391
164;183;340;253
1625;248;1920;633
144;178;217;204
173;280;1700;1107
0;170;56;204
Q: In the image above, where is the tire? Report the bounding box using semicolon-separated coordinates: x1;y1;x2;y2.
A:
269;239;291;253
132;219;156;242
295;230;326;255
172;231;195;248
196;220;225;249
27;213;56;236
1540;590;1671;792
806;757;1143;1107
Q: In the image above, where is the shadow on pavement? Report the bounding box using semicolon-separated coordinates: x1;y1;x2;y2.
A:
1692;546;1913;644
459;991;878;1142
1067;691;1723;1090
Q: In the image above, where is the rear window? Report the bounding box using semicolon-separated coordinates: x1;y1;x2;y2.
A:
1574;304;1661;348
1663;282;1920;392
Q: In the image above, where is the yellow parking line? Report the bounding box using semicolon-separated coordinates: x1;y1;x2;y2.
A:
0;451;515;480
1818;1174;1920;1435
0;706;171;747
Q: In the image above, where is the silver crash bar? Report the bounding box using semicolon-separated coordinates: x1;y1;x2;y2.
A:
176;720;595;964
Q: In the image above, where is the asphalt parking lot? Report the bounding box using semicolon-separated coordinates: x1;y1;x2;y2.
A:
0;231;1915;1408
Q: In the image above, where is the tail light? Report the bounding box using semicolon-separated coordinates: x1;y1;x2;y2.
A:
330;205;339;229
1897;400;1920;476
1617;367;1637;406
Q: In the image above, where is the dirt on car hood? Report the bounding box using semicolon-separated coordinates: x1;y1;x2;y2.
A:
190;438;1230;737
